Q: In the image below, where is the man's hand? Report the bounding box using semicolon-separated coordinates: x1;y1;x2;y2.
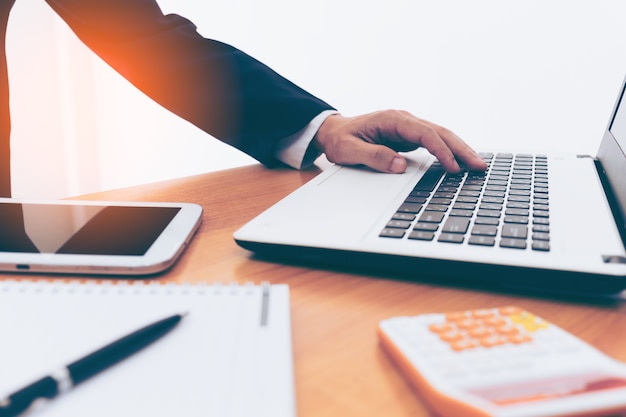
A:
313;110;487;173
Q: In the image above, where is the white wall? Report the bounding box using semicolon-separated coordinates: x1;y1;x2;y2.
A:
7;0;626;198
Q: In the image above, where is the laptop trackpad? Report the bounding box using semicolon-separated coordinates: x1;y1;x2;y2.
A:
254;168;427;245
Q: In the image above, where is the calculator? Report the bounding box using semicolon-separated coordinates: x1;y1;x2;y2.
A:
378;306;626;417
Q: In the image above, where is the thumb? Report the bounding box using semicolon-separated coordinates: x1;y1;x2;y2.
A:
353;142;407;173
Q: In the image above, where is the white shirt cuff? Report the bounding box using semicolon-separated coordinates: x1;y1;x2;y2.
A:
274;109;339;169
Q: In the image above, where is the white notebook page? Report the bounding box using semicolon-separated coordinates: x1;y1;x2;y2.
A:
0;280;295;417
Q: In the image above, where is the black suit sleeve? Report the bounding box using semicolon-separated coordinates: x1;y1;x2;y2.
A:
44;0;335;167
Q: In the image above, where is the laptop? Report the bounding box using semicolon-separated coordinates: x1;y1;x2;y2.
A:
234;76;626;297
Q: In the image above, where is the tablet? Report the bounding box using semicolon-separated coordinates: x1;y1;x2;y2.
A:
0;198;203;275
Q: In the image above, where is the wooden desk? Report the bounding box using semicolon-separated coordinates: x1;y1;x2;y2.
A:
13;164;626;416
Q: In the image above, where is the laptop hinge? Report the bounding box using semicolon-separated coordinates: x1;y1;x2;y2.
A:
602;255;626;264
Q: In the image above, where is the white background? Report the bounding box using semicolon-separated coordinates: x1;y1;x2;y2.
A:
6;0;626;198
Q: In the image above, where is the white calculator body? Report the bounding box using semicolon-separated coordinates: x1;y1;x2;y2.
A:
378;307;626;417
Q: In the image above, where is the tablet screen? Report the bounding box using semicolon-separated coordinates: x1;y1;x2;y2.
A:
0;203;180;256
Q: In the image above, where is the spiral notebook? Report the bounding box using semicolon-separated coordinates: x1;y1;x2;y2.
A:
0;280;295;417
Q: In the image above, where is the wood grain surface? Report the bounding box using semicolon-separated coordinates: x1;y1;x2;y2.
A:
6;163;626;417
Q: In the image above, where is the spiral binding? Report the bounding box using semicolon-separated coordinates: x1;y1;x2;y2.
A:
0;279;268;295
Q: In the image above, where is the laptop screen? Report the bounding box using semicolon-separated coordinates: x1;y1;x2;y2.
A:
598;76;626;243
609;83;626;155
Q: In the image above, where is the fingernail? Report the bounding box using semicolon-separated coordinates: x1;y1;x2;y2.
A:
390;157;406;173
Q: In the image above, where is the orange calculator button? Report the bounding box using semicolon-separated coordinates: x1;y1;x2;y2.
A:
440;331;465;343
468;327;492;339
508;334;533;344
483;317;507;327
498;306;523;316
428;322;454;334
445;311;468;322
471;309;495;319
456;319;481;330
450;339;478;351
495;325;521;336
479;336;508;348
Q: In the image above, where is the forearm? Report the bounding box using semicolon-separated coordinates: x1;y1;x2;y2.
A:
44;0;335;166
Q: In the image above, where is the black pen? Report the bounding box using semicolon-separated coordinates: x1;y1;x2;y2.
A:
0;312;187;417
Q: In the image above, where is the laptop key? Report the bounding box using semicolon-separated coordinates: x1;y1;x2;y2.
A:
392;212;416;221
457;196;479;203
500;238;527;249
404;196;427;204
459;190;481;197
398;203;423;214
380;228;405;238
477;210;501;218
436;187;458;194
504;216;529;224
461;185;483;192
386;220;412;229
442;217;470;234
532;241;551;251
430;198;453;205
409;190;431;198
453;203;476;211
502;224;528;239
533;211;550;218
468;235;496;246
413;223;439;232
438;233;465;244
509;190;531;197
425;204;449;212
414;165;445;191
505;208;529;216
479;203;503;211
471;225;498;236
491;169;511;176
408;231;435;241
482;197;504;204
419;211;445;223
507;202;529;209
449;209;474;217
532;224;550;233
532;232;550;241
474;217;499;226
483;191;506;198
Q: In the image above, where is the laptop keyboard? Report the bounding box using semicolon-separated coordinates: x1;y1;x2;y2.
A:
379;153;550;251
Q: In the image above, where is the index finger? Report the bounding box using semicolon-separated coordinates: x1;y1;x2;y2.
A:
429;123;488;172
389;116;466;172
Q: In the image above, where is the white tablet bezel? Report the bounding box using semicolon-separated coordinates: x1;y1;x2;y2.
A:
0;198;203;276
